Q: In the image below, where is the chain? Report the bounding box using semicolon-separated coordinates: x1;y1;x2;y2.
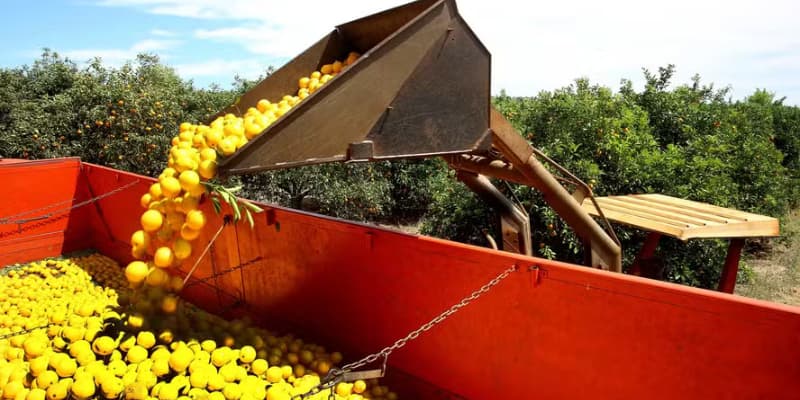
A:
183;256;265;289
0;199;75;224
0;324;50;340
0;180;140;225
182;222;228;286
293;264;518;399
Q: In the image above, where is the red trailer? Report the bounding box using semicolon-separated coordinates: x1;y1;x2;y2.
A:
2;157;799;399
1;1;798;398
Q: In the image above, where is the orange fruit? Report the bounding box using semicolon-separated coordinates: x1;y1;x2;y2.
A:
185;210;206;230
200;148;217;162
353;380;367;394
298;77;310;89
153;247;174;268
160;177;181;199
256;99;271;113
141;210;163;232
140;193;152;209
130;230;151;250
219;137;237;156
172;238;192;260
179;170;201;192
145;267;168;287
125;261;149;284
198;160;217;180
179;194;200;213
180;225;201;241
149;183;163;199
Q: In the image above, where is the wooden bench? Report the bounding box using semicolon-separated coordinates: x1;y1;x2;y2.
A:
581;194;779;292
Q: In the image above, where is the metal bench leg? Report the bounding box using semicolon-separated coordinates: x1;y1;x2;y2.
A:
718;239;745;293
630;232;661;276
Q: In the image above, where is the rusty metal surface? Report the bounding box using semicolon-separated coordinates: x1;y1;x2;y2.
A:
489;108;622;272
455;171;531;256
218;0;491;175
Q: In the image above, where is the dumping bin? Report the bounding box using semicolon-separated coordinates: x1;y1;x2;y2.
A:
2;158;800;399
216;0;492;174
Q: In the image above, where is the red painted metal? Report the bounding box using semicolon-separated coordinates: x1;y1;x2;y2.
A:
0;158;93;265
718;238;746;293
629;231;662;276
3;158;800;399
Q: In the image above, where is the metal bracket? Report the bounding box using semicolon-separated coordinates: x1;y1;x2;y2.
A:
347;141;375;161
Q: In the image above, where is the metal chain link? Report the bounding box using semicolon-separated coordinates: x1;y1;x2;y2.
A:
183;256;265;289
294;264;518;399
182;221;228;286
0;179;141;225
0;325;50;340
0;199;75;224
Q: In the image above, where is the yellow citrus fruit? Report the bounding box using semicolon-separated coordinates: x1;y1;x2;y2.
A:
136;331;156;349
200;340;216;353
29;356;49;377
168;275;184;293
151;359;170;377
125;261;149;284
91;336;116;356
54;357;77;378
219;137;236;156
149;183;163;199
141;210;164;232
179;170;200;192
161;295;178;314
140;193;152;209
44;381;68;400
3;381;24;400
200;148;217;162
130;230;151;251
353;380;367;394
238;346;256;364
26;388;46;400
198;160;217;180
335;382;353;397
36;371;58;390
168;346;192;373
265;367;282;384
250;359;268;376
145;267;169;287
101;377;124;398
222;383;242;400
71;377;95;400
185;210;206;230
153;247;174;268
23;337;46;358
179;224;201;241
126;346;147;363
332;61;343;73
172;239;192;260
160;177;181;199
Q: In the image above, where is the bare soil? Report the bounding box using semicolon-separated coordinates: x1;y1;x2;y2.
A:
735;209;800;307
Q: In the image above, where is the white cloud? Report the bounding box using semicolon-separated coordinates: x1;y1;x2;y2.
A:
95;0;800;102
62;38;180;66
173;59;270;78
150;29;175;37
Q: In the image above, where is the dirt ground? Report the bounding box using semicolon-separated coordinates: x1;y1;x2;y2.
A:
735;209;800;307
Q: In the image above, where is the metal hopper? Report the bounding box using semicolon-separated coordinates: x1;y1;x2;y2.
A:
215;0;622;271
217;0;490;172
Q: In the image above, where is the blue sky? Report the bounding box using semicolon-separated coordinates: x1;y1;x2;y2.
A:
4;0;800;104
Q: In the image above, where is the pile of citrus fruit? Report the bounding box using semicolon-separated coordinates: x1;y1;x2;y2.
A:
0;253;397;400
126;52;363;308
0;53;402;400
